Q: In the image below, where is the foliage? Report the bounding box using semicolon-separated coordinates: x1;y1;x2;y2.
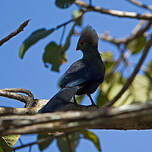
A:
19;28;54;59
57;133;80;152
81;130;101;152
0;135;20;152
4;0;152;151
37;134;54;151
43;41;67;72
127;36;146;54
37;131;101;152
55;0;75;9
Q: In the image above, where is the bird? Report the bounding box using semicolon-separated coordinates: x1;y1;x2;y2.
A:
39;25;105;113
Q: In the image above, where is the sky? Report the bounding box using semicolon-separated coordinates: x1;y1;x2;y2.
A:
1;0;152;152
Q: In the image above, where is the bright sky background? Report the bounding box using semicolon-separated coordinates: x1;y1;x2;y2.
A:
1;0;152;152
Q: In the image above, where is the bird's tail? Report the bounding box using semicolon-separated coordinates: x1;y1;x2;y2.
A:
38;86;78;113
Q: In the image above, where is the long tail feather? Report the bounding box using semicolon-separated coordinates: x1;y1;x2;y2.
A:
38;87;78;113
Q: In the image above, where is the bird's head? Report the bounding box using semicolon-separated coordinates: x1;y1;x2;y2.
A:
76;25;98;52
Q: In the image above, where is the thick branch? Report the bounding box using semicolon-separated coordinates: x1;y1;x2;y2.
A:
1;101;152;136
0;19;30;46
75;0;152;20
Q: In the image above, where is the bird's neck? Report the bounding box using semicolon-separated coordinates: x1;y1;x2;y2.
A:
82;47;101;61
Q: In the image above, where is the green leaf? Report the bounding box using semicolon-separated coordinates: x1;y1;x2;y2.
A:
127;36;146;54
72;10;83;26
57;132;80;152
96;90;109;106
71;95;84;104
43;41;67;72
2;135;20;147
55;0;75;9
145;62;152;78
75;95;85;104
0;147;3;152
130;75;150;103
37;134;54;151
0;138;12;152
102;72;132;106
101;51;115;73
19;28;55;59
101;51;113;61
81;130;101;152
101;71;152;107
0;135;20;152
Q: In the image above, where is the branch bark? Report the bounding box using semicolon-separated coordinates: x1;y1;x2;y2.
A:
0;88;34;106
1;101;152;136
127;0;152;11
0;20;30;46
75;20;152;45
75;0;152;20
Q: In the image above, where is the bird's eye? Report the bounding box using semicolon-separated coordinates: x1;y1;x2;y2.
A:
80;40;84;45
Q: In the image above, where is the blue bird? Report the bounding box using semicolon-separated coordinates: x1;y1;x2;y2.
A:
39;25;105;113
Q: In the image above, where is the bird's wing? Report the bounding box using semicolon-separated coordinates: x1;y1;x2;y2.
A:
60;59;91;88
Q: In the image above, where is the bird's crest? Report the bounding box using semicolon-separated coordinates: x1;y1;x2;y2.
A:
81;25;98;47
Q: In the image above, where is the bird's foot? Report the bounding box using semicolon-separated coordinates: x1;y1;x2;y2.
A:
87;94;96;106
91;102;96;106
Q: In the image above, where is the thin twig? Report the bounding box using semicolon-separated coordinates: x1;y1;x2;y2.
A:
55;10;85;30
127;0;152;11
131;20;146;35
59;26;66;46
13;132;65;150
2;88;34;99
0;19;30;46
13;136;53;150
0;90;30;104
106;47;130;79
74;20;152;45
105;34;152;107
75;0;152;20
124;20;152;44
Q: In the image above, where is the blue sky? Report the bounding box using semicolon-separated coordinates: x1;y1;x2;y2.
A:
1;0;152;151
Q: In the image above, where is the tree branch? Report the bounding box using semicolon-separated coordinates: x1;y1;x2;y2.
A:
0;107;36;115
75;0;152;20
1;101;152;136
0;88;34;106
55;10;85;30
2;88;34;99
105;34;152;107
127;0;152;11
0;90;29;104
13;134;55;150
74;20;152;45
0;19;30;46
